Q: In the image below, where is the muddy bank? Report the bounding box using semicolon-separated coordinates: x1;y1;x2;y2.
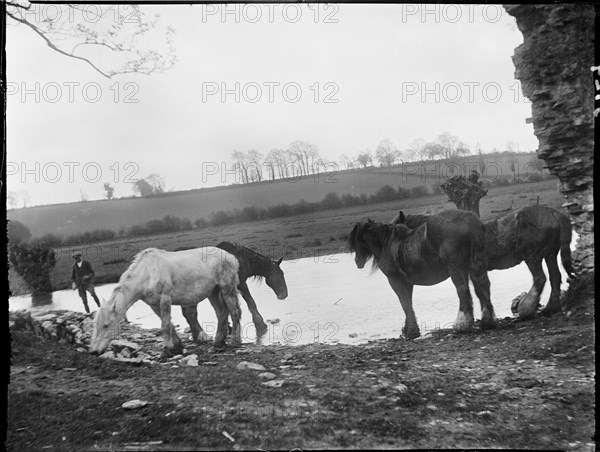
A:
7;276;595;451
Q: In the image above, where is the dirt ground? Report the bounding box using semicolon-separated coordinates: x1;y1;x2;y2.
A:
6;275;595;451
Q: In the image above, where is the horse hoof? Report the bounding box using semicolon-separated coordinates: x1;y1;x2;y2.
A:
196;332;213;343
481;314;498;330
402;326;421;340
541;305;561;317
256;326;268;338
454;311;474;332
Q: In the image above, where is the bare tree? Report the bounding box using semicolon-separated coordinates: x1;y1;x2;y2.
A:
6;2;177;78
424;142;444;160
289;140;320;176
440;171;488;217
132;178;153;197
339;154;354;170
356;150;373;168
231;150;249;184
506;141;519;153
18;189;31;208
246;150;264;182
437;132;471;159
408;138;427;162
7;191;20;209
375;138;400;167
146;174;165;193
103;182;115;200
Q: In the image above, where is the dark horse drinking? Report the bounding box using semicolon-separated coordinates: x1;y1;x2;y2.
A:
392;204;573;320
180;242;288;342
348;209;497;339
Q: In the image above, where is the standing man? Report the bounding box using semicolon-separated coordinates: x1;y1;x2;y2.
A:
71;251;101;313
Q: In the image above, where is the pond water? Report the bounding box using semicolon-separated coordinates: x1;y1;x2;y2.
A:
10;233;577;346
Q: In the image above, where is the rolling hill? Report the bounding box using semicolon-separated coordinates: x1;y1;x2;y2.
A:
8;152;541;238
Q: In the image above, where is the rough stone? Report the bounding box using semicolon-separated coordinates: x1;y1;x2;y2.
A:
180;355;199;367
237;361;267;371
121;400;148;410
504;5;595;275
262;379;285;388
258;372;277;380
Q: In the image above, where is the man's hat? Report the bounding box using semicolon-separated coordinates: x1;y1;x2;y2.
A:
72;251;82;258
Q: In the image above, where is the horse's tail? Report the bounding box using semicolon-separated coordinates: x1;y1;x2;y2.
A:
555;210;574;277
469;221;488;276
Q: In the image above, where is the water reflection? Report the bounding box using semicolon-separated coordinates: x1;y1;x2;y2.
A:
31;292;53;306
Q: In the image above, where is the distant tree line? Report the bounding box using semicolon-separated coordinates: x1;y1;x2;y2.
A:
14;168;553;248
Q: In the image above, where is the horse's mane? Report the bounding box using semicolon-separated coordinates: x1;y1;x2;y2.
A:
349;219;415;273
391;211;430;228
216;241;276;279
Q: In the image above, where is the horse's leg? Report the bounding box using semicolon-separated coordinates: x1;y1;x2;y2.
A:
181;304;207;342
158;294;182;358
541;254;562;316
208;289;229;348
220;285;242;346
449;270;475;332
147;301;180;359
239;282;268;338
386;275;419;339
470;268;497;330
518;259;546;320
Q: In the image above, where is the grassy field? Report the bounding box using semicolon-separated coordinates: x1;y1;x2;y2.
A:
8;153;542;238
8;178;564;296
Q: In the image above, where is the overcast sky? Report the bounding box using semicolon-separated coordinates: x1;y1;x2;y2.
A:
6;4;537;207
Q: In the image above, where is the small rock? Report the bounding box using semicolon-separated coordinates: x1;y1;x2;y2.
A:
349;333;358;338
262;379;285;388
111;340;141;351
33;314;58;322
180;355;199;367
167;355;183;362
477;410;493;417
112;356;143;364
394;384;408;393
203;361;218;366
258;372;277;380
119;349;132;359
76;347;87;353
99;351;115;360
237;361;266;371
121;399;148;410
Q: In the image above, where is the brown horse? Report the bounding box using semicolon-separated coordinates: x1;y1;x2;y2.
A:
392;204;573;319
180;242;288;342
348;209;497;339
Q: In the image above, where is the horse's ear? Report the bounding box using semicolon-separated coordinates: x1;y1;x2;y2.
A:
276;257;283;266
398;211;405;223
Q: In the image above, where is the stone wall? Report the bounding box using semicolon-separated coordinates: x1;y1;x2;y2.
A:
504;5;595;275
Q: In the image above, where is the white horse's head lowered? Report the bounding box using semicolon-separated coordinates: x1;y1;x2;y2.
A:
89;289;125;355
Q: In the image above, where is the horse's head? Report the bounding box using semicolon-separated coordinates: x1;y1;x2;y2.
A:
266;257;288;300
348;220;375;269
89;290;123;355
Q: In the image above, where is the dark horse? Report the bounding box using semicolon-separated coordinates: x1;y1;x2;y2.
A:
348;209;497;339
180;242;288;341
392;204;573;319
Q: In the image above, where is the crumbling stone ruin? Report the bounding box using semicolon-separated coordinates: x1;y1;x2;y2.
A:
504;5;595;275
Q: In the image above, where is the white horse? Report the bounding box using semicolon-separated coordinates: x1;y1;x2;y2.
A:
89;247;241;358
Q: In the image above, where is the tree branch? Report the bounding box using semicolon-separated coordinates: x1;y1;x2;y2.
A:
6;9;113;78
